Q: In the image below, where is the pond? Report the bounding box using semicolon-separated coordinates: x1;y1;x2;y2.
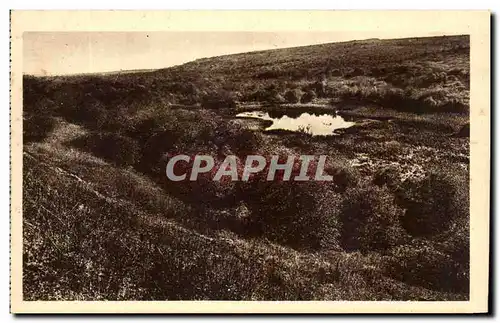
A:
235;110;355;136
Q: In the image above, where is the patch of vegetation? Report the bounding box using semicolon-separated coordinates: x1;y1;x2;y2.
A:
201;90;238;109
385;240;469;294
328;165;360;193
338;184;406;252
24;114;56;143
300;90;317;103
240;180;338;250
284;89;301;103
22;35;470;301
396;171;468;236
70;132;140;167
373;166;400;191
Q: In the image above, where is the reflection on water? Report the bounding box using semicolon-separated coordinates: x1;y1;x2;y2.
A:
236;111;355;136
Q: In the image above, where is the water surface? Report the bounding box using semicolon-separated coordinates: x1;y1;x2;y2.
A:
236;111;355;136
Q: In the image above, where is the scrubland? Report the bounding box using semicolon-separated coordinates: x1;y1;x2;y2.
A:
23;35;469;300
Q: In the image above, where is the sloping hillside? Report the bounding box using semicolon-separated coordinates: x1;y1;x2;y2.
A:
23;35;470;301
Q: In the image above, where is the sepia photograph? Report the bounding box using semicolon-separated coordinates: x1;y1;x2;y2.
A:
10;10;490;313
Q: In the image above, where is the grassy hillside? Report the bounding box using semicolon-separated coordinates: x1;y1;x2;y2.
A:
23;35;470;301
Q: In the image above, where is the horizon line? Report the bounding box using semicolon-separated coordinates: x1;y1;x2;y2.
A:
23;33;468;78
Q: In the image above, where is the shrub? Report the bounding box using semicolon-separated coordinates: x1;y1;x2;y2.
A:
271;93;286;104
228;128;263;157
79;101;109;129
284;89;300;104
134;110;227;171
100;108;136;133
338;184;405;252
328;166;360;193
311;81;327;97
300;90;317;103
345;67;365;78
373;166;400;191
281;133;313;149
140;131;181;171
247;85;285;103
23;75;48;108
176;162;238;207
201;90;237;109
56;96;110;130
370;67;387;77
438;213;469;291
242;181;337;250
397;171;468;236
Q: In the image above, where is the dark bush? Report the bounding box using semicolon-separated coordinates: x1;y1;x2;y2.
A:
397;171;468;236
133;110;227;171
255;67;285;79
249;84;286;104
271;93;286;104
242;181;337;250
338;184;405;252
281;133;312;150
140;131;181;171
329;166;360;193
201;90;237;109
370;67;387;77
307;81;328;98
284;89;300;104
438;214;469;292
172;163;238;207
246;89;268;102
229;128;263;157
373;166;400;191
300;90;317;103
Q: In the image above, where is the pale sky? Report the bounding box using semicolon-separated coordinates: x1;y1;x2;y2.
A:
23;31;456;76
